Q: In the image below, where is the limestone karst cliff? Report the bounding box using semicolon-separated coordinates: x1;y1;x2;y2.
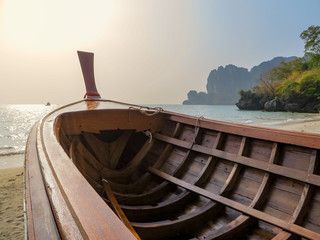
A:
183;56;296;105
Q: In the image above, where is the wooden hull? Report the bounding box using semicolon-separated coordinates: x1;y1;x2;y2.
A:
25;99;320;240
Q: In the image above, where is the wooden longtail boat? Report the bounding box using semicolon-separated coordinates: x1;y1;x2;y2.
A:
25;51;320;240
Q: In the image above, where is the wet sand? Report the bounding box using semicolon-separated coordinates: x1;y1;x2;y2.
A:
0;120;320;239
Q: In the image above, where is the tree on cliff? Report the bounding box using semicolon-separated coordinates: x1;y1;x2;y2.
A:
300;25;320;55
236;25;320;112
254;59;303;102
300;25;320;69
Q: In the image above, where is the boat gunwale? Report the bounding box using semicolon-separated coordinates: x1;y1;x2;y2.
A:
37;99;138;240
47;98;320;151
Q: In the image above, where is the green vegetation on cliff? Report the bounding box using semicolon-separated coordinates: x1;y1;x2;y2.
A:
237;25;320;113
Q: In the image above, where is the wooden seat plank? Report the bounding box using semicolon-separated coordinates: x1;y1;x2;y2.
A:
153;132;320;187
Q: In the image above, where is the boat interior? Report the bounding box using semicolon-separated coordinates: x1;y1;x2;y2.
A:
55;107;320;240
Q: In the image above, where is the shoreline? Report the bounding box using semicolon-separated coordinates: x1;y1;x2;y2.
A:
265;118;320;134
1;119;320;239
0;153;25;170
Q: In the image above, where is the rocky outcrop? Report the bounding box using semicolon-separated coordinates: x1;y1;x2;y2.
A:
235;91;264;110
264;99;285;112
235;100;264;110
183;56;296;105
261;99;320;113
284;103;301;112
182;91;211;105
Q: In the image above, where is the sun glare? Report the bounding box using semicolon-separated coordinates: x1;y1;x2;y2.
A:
2;0;111;51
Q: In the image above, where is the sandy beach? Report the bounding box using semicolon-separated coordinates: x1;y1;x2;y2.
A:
272;119;320;134
0;119;320;239
0;156;24;240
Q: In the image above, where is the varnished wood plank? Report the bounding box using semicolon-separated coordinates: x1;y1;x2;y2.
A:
36;128;85;239
154;133;320;187
196;139;271;239
123;156;216;221
133;200;220;239
218;137;246;195
59;109;165;135
149;167;320;240
272;149;317;240
165;113;320;149
132;137;245;237
115;148;192;205
25;123;61;240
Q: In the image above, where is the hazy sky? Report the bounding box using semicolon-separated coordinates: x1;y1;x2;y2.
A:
1;0;319;104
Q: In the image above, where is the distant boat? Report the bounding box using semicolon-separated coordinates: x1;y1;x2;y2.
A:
24;51;320;240
45;102;51;106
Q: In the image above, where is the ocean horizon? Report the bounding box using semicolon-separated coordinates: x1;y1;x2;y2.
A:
1;103;320;157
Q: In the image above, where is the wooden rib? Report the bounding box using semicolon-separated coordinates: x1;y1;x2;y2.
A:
57;127;71;157
272;149;317;240
116;181;175;205
102;179;141;240
109;144;174;194
70;136;104;171
116;147;195;205
100;139;153;182
198;142;278;239
109;122;183;194
109;172;152;193
70;138;102;183
133;200;220;239
115;122;200;205
122;132;223;220
123;156;216;221
132;135;244;238
108;131;133;169
82;132;110;168
219;137;247;195
154;133;320;187
148;167;320;240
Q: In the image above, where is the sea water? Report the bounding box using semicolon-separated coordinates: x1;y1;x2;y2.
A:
1;104;320;157
0;104;56;157
151;105;320;126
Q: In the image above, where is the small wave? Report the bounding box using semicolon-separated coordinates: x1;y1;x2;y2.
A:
0;145;25;157
0;150;25;157
0;146;16;150
0;151;24;157
243;120;253;124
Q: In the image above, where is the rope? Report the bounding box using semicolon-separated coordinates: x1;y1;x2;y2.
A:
193;116;204;144
129;106;163;116
144;130;153;143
